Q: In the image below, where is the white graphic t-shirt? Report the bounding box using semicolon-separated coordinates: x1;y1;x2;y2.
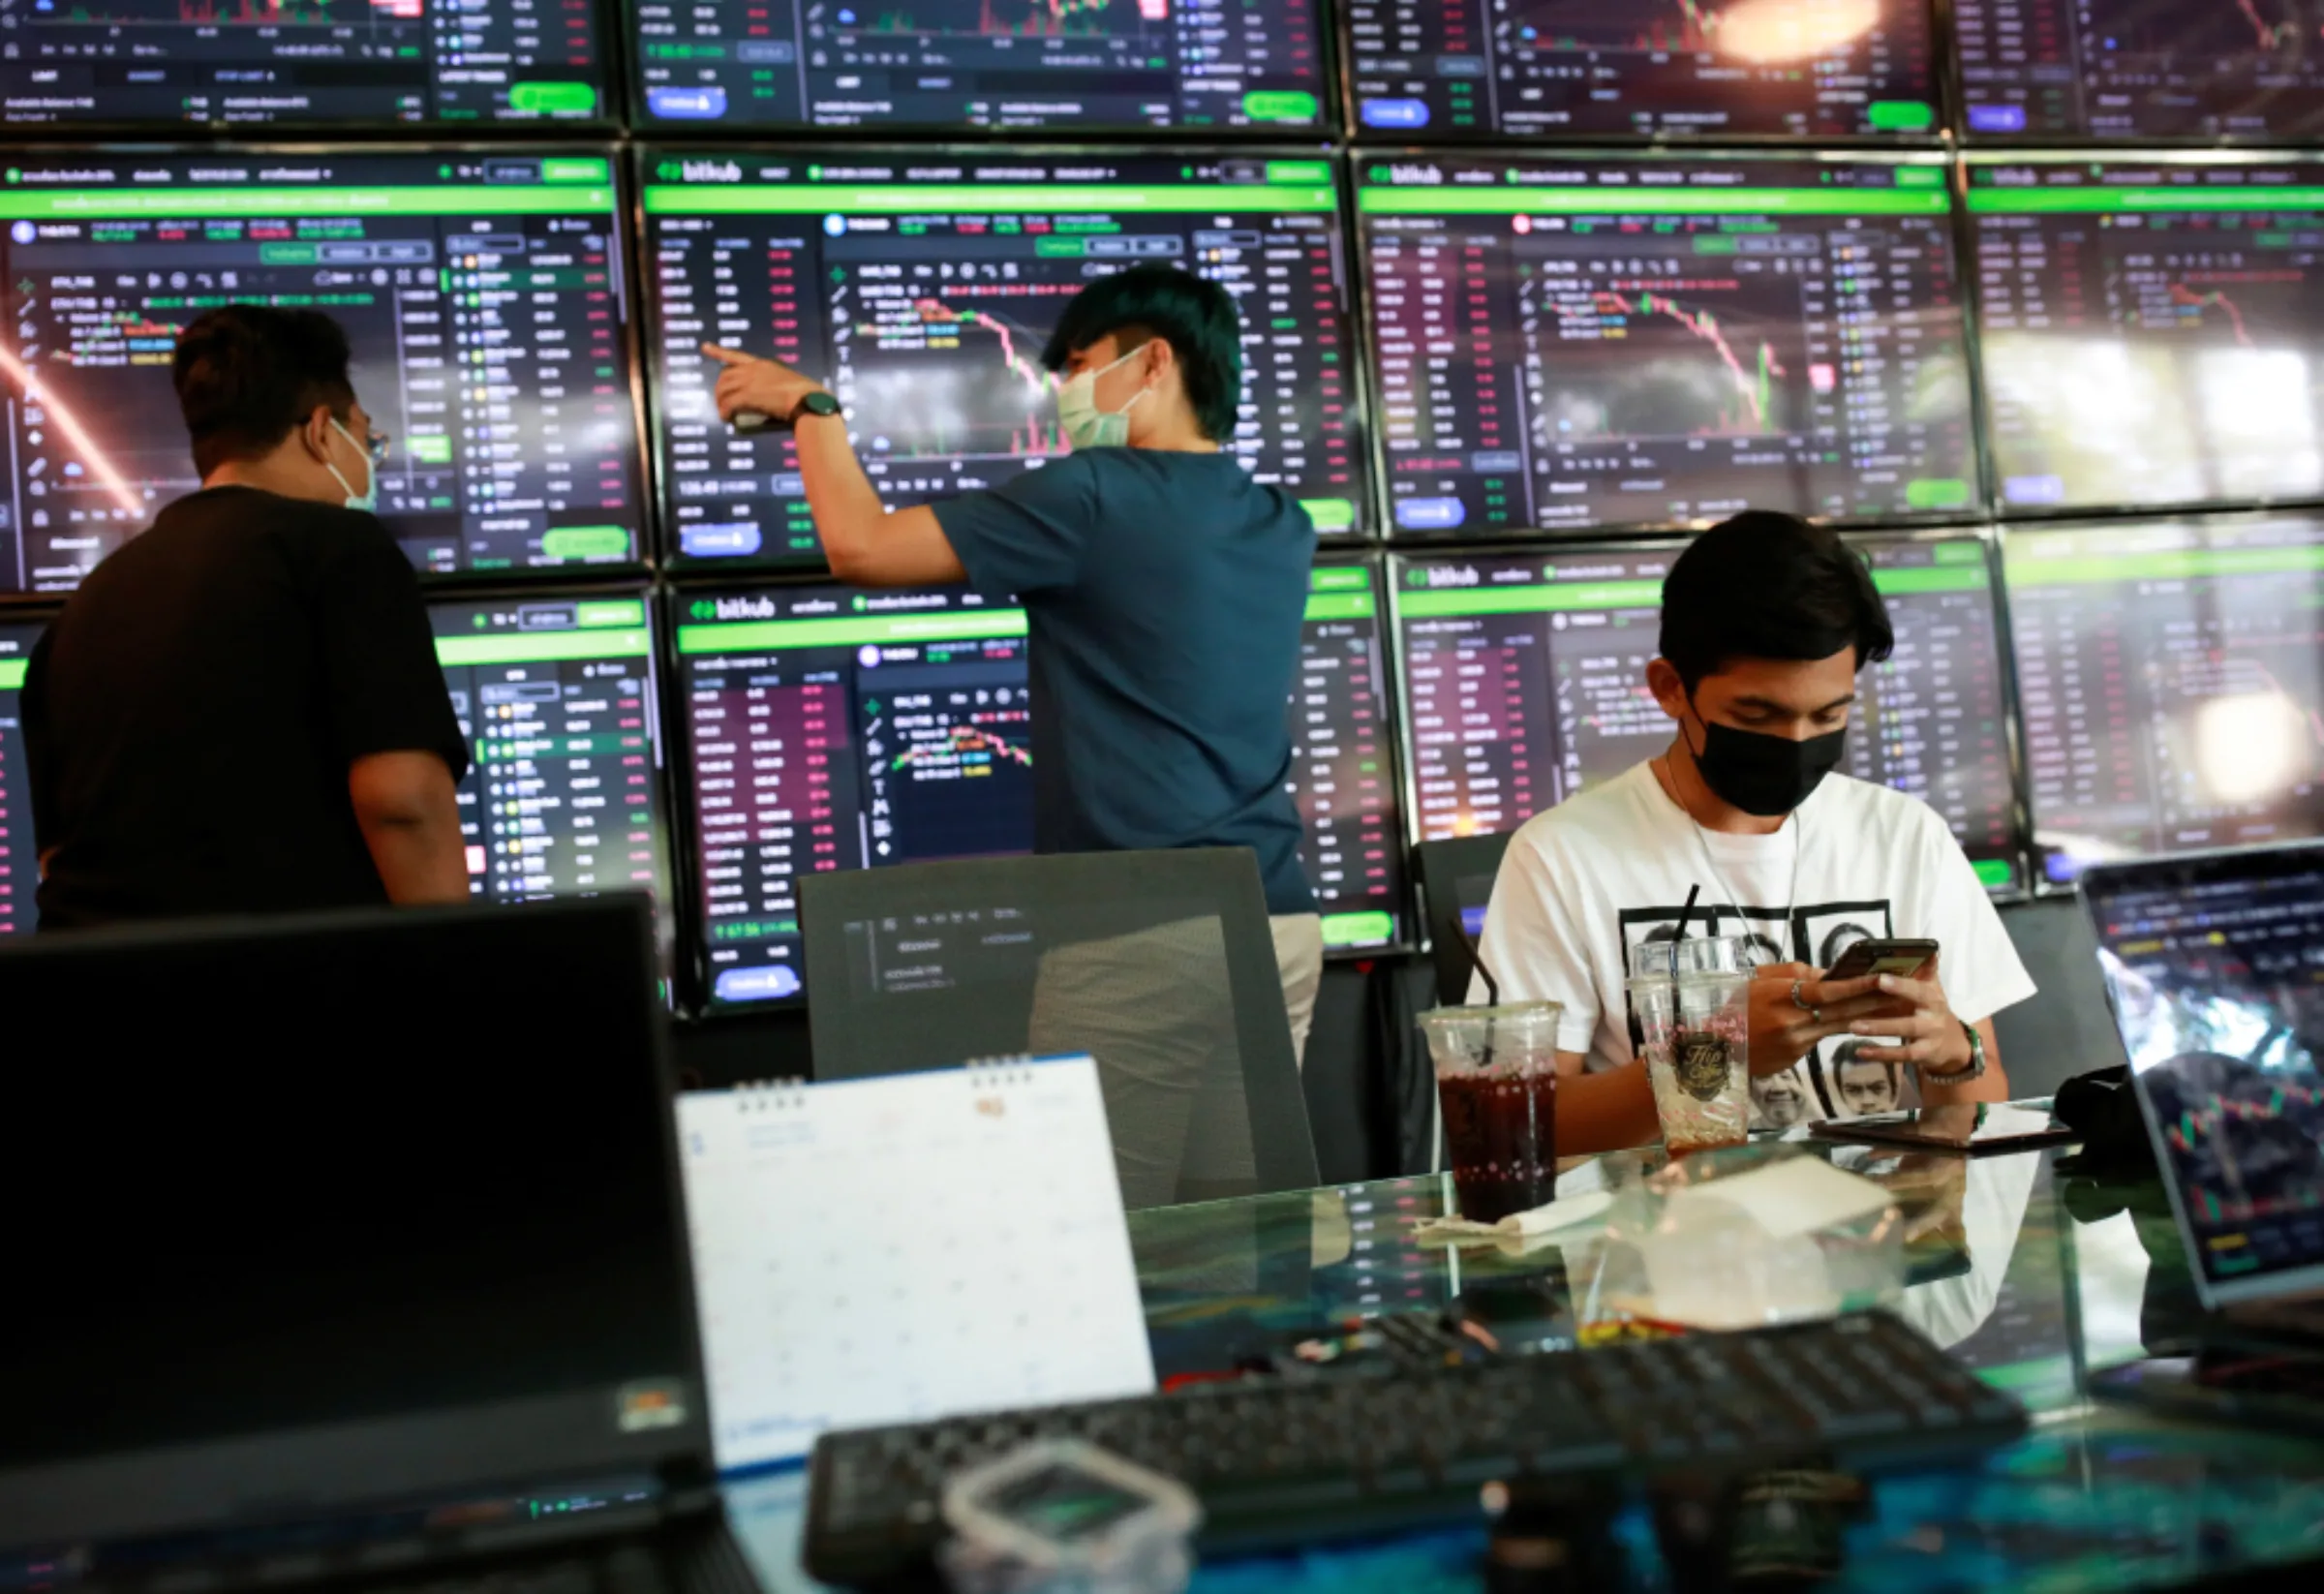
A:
1472;761;2037;1127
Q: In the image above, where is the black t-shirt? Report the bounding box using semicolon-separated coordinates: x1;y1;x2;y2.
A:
23;487;471;930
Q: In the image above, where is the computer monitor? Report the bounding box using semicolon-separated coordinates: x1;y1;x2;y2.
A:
674;566;1408;1007
629;0;1330;132
429;594;676;940
1391;530;2023;888
0;149;646;594
1356;153;1977;538
2083;849;2324;1308
0;618;37;938
0;898;706;1548
1956;0;2324;140
2005;514;2324;885
0;0;611;126
1342;0;1941;139
641;148;1367;568
1971;155;2324;517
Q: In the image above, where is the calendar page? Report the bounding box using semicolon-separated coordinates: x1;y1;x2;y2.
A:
676;1056;1157;1472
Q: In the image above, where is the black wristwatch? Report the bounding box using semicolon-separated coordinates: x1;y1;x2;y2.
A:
789;390;843;424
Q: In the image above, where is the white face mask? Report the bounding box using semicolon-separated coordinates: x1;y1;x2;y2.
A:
1055;347;1147;451
324;417;377;513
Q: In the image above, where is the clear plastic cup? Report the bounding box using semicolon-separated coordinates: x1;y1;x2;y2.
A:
1630;935;1756;980
1629;972;1752;1154
1418;1002;1562;1223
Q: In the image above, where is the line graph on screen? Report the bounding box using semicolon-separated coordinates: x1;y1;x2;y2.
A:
841;0;1165;42
32;0;418;24
2124;261;2309;349
2082;0;2322;62
1501;0;1883;58
844;290;1076;460
1537;279;1804;441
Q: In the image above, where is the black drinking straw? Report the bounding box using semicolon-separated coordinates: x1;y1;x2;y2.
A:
1464;929;1502;1070
1676;883;1703;945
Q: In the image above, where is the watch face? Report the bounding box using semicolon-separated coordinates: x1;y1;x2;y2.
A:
802;392;842;416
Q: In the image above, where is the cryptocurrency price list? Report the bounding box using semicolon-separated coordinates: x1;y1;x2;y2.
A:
634;0;1326;131
1358;156;1977;539
1971;159;2324;517
0;621;36;937
1344;0;1938;138
676;573;1407;1005
1391;535;2020;886
643;151;1365;569
0;0;605;125
2005;516;2324;883
1956;0;2324;139
429;597;677;952
0;153;645;593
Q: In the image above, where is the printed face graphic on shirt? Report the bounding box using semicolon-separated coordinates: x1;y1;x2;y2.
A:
1621;899;1901;1121
1750;1066;1811;1129
1833;1041;1902;1117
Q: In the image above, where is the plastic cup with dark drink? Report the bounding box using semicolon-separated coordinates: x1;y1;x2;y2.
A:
1419;1001;1563;1223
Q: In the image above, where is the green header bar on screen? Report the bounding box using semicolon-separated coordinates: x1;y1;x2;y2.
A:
0;659;23;691
2007;543;2324;586
1357;186;1950;217
435;628;652;667
1401;564;1982;619
644;183;1338;216
1304;591;1376;622
0;186;615;220
1969;185;2324;214
679;608;1030;653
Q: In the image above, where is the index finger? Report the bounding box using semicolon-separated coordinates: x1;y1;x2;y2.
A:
700;342;756;366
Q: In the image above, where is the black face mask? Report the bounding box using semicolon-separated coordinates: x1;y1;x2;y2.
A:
1686;708;1848;818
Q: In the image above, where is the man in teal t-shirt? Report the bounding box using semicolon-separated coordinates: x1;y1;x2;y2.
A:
703;264;1323;1072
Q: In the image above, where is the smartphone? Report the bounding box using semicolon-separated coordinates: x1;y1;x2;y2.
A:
1822;937;1939;983
1810;1102;2077;1155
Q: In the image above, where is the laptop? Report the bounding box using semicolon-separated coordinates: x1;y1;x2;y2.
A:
0;899;756;1594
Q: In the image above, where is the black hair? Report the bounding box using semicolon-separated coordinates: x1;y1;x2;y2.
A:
1659;511;1895;690
172;305;357;478
1041;264;1242;444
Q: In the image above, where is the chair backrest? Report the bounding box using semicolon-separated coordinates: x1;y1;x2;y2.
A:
1412;833;1515;1007
1990;894;2128;1098
802;848;1318;1208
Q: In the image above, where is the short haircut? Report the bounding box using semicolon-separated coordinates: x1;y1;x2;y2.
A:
1042;264;1242;444
172;305;357;478
1834;1043;1899;1088
1659;511;1895;690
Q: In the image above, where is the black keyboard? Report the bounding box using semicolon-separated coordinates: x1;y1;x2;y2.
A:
805;1312;2025;1586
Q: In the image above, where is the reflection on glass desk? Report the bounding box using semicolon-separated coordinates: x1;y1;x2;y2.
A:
728;1144;2324;1593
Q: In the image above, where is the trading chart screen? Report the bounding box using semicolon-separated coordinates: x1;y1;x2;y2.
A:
0;0;606;125
2006;515;2324;883
1957;0;2324;140
1972;158;2324;516
2086;857;2324;1299
645;149;1365;568
1344;0;1939;138
429;595;675;946
1357;155;1976;539
631;0;1327;131
675;568;1406;1006
0;151;645;593
1391;533;2021;887
0;619;36;938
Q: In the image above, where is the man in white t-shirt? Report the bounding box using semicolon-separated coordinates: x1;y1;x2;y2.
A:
1473;511;2035;1154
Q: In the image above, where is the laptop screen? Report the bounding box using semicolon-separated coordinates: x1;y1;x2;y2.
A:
2084;854;2324;1303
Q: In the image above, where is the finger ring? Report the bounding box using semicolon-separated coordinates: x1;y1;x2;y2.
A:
1790;978;1812;1011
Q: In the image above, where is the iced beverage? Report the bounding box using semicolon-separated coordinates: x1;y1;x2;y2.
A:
1420;1002;1562;1223
1631;971;1751;1154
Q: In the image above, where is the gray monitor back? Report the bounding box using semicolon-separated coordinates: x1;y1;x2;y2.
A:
1991;895;2127;1097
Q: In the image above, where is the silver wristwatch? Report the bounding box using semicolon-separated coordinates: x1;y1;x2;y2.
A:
1921;1020;1987;1085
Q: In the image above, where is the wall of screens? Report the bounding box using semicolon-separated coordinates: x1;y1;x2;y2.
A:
9;1;2324;996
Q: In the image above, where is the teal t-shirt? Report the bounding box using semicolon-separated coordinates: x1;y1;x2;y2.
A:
933;448;1318;915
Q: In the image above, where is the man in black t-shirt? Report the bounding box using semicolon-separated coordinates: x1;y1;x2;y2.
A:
23;305;471;930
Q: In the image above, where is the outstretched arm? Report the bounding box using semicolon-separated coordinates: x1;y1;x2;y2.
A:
702;344;965;588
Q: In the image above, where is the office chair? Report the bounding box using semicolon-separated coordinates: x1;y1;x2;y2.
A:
1990;895;2126;1098
801;848;1319;1209
1412;833;1514;1006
